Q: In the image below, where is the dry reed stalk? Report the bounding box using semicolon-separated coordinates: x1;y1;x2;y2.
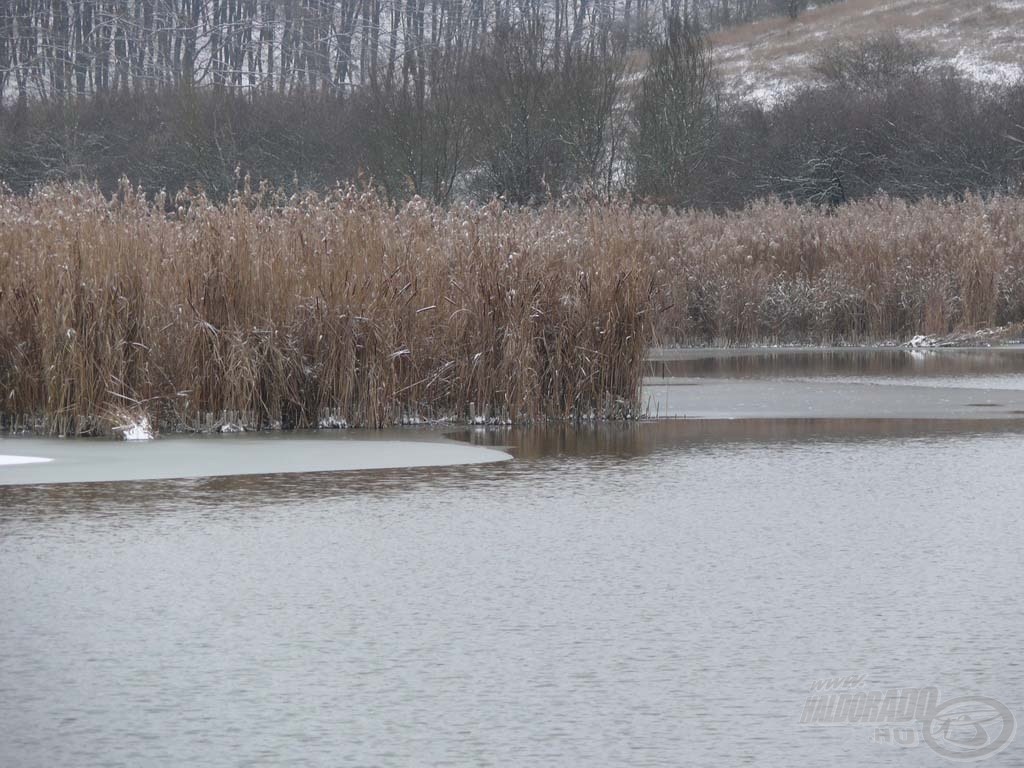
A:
0;184;657;435
3;186;1024;435
649;194;1024;345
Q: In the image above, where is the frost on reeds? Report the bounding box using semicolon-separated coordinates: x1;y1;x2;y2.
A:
0;183;657;435
3;185;1023;436
649;194;1024;345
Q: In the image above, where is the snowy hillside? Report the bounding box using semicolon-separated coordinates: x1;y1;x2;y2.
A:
712;0;1024;104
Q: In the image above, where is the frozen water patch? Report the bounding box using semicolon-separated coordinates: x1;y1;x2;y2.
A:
643;376;1024;419
783;374;1024;391
0;434;511;486
0;455;53;466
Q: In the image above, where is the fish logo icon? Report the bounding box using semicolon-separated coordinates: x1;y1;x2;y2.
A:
922;696;1017;762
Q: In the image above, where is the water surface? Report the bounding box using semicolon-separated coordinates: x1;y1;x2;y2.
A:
2;348;1022;766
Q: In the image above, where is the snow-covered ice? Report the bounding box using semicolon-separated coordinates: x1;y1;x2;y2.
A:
0;455;53;466
0;435;511;486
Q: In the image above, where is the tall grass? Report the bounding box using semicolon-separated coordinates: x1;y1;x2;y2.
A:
0;183;657;435
651;195;1024;344
2;186;1024;435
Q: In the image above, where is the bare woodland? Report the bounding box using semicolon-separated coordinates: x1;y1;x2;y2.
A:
2;0;1018;206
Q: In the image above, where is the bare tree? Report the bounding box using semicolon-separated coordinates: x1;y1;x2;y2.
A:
629;12;717;205
775;0;807;21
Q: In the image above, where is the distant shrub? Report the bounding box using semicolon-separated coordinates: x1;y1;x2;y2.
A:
812;33;935;89
774;0;809;21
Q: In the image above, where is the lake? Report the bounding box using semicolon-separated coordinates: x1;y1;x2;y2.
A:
2;347;1022;766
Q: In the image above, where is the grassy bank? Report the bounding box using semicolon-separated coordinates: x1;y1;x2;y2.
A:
0;185;656;435
2;187;1023;435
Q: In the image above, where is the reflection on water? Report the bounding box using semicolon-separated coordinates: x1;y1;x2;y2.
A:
646;346;1024;380
2;348;1023;767
452;417;1024;459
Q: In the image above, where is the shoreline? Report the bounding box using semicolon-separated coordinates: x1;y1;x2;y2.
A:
6;343;1024;438
647;324;1024;354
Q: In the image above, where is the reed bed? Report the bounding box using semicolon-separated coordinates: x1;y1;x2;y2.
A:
0;183;657;435
649;194;1024;345
2;187;1024;435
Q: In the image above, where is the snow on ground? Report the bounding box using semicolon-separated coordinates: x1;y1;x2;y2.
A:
115;417;155;441
318;414;348;429
712;0;1024;104
951;50;1023;84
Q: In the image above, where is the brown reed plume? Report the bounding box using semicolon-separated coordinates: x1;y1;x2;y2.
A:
3;185;1024;436
648;194;1024;345
0;182;658;435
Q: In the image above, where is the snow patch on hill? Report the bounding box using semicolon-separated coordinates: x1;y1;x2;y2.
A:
713;0;1024;105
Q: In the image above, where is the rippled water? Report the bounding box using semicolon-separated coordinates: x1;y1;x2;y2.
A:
2;349;1023;766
